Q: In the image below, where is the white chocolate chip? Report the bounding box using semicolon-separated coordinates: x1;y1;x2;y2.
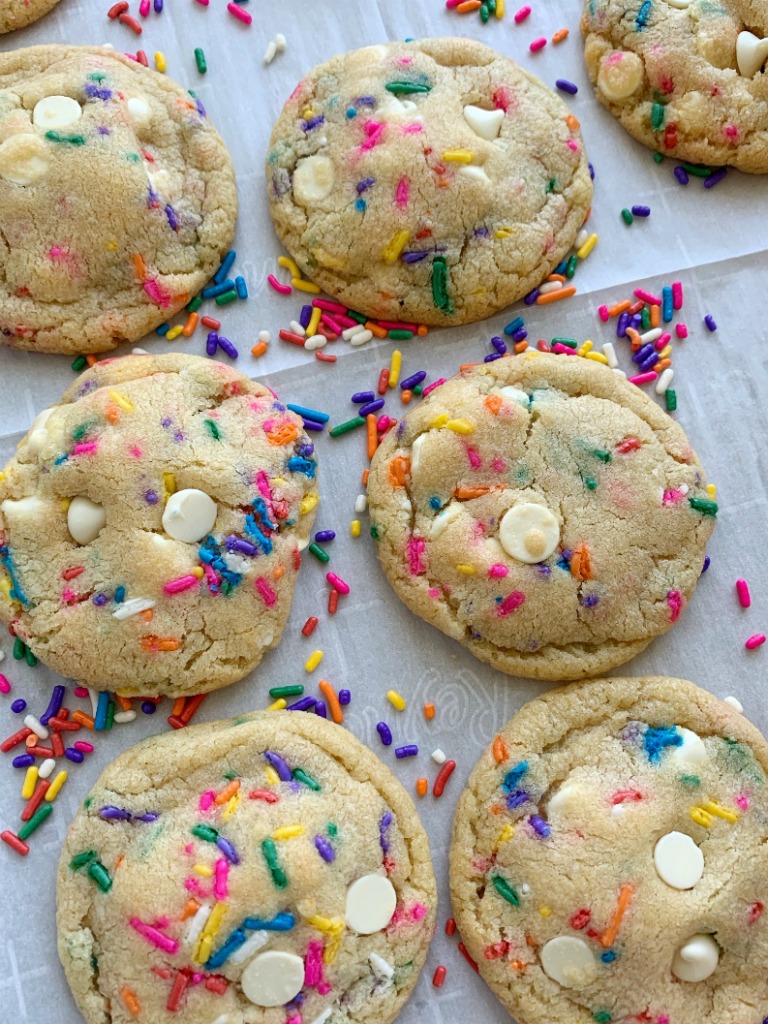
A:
724;695;744;713
113;598;157;621
67;496;107;545
27;406;57;454
499;386;530;408
736;31;768;78
293;154;334;205
664;0;692;6
463;104;504;141
499;503;560;563
668;727;708;769
411;434;426;474
597;51;644;102
431;503;461;539
33;96;82;131
0;133;50;185
540;936;597;988
459;165;490;183
654;831;704;889
240;950;305;1007
547;780;589;817
126;96;151;125
162;488;217;543
345;874;397;934
671;934;720;982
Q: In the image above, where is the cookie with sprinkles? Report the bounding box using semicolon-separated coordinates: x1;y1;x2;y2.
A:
0;45;237;353
267;38;592;327
367;351;716;681
581;0;768;173
57;709;436;1024
0;0;62;33
0;353;318;697
450;676;768;1024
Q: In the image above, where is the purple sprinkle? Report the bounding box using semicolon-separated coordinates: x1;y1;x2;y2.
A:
216;835;240;864
402;251;429;263
379;811;392;853
473;226;491;238
529;815;551;838
97;125;110;135
629;314;643;330
338;689;351;706
631;205;651;217
206;331;219;356
99;806;132;820
134;812;160;823
65;748;85;764
400;370;427;390
314;530;336;543
351;391;375;404
588;162;595;180
354;95;377;107
356;177;375;194
632;342;656;364
217;336;238;359
40;685;66;725
395;744;418;758
287;696;316;712
265;751;293;781
302;115;326;131
512;328;528;343
616;312;630;337
92;593;109;607
314;835;335;862
141;701;157;714
506;789;530;809
639;352;659;372
195;98;206;118
226;536;258;556
299;304;312;329
297;443;315;457
555;78;578;95
12;754;35;769
11;699;27;714
376;722;392;746
302;419;325;433
145;490;159;505
490;336;507;355
523;288;540;305
161;417;172;427
703;167;727;189
673;165;689;185
484;353;503;363
581;593;599;608
84;83;112;101
704;314;717;332
154;0;162;10
315;700;327;719
359;398;385;417
701;555;711;574
165;205;179;231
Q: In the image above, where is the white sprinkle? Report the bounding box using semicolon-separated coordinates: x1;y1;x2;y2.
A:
275;33;286;51
369;952;395;981
87;688;100;716
114;710;137;724
263;40;277;64
258;330;271;344
354;493;368;514
113;597;156;620
431;748;446;764
724;695;744;713
537;281;564;295
655;367;674;395
228;929;269;965
38;758;56;779
640;327;663;344
289;320;306;337
184;904;212;949
350;329;373;348
613;368;627;378
602;342;618;368
304;334;327;351
24;714;49;740
519;883;530;895
131;347;149;355
0;649;4;662
342;324;366;341
574;228;589;249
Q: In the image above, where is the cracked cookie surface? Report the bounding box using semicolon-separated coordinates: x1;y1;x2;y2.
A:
267;37;592;327
367;352;715;681
0;353;318;697
0;45;237;353
57;710;436;1024
581;0;768;172
450;676;768;1024
0;0;61;33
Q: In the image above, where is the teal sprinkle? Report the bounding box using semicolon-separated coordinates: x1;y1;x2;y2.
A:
327;822;338;837
651;103;665;131
600;949;617;963
45;131;86;145
355;198;366;212
293;767;321;791
582;474;598;491
593;1012;613;1023
492;875;520;906
635;0;652;28
126;152;141;163
502;761;528;790
429;496;441;511
546;178;558;194
204;419;221;440
371;524;380;540
591;448;612;463
680;774;701;787
346;107;357;118
653;152;664;164
688;496;717;517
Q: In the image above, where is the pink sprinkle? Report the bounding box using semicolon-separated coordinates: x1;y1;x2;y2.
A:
598;304;610;322
74;741;94;753
446;0;463;6
627;370;658;385
139;0;150;14
611;789;642;805
401;123;423;134
428;587;441;599
746;634;766;650
183;843;195;855
194;0;209;5
129;918;180;954
566;139;580;152
529;36;547;52
514;4;531;21
255;577;277;607
163;574;200;595
654;332;672;351
326;571;350;595
491;458;505;472
658;1018;669;1024
724;124;739;140
467;447;482;469
662;488;685;505
407;536;427;576
128;445;143;458
74;686;89;698
143;278;171;308
0;674;10;695
736;578;751;609
412;903;428;920
492;85;512;112
312;297;347;314
202;562;219;591
634;288;662;305
360;121;386;152
267;273;292;296
667;590;683;622
256;470;272;501
395;178;410;208
321;313;343;334
317;981;332;995
227;0;252;22
498;592;525;617
675;322;688;339
552;342;578;355
736;794;750;810
62;588;77;604
488;564;508;579
286;1017;302;1024
72;442;97;456
671;281;683;310
184;877;209;896
304;940;324;987
421;378;446;398
213;858;229;900
199;790;216;812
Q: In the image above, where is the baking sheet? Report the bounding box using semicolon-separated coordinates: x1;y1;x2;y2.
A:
1;1;768;1021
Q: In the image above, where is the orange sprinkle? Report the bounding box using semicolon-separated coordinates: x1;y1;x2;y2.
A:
565;113;580;131
182;312;199;337
489;803;503;815
547;274;566;283
140;635;181;652
107;407;120;424
484;394;503;415
609;300;631;317
416;778;428;797
365;320;388;339
120;986;141;1018
266;422;300;447
600;883;634;947
139;608;154;622
401;389;413;404
114;854;125;870
514;341;528;354
171;697;185;717
388;455;411;488
454;485;490;501
319;680;343;725
274;565;285;581
510;959;528;972
85;354;99;367
459;362;482;371
26;733;37;748
650;304;660;328
367;414;379;461
424;702;435;720
552;27;569;43
180;898;200;921
215;779;240;805
525;933;539;948
115;694;133;712
361;468;370;486
657;358;672;370
72;710;95;730
583;205;592;223
417;325;428;337
457;0;482;10
570;543;592;581
131;253;147;281
251;342;268;358
536;285;576;305
492;735;509;763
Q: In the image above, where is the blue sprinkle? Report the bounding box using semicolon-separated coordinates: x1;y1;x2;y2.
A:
601;949;618;963
286;456;317;479
701;555;711;574
165;204;178;231
214;249;236;284
243;912;295;931
346;107;357;118
429;496;441;510
235;276;248;300
114;586;126;604
355;198;366;212
635;0;652;29
643;725;682;761
503;761;528;790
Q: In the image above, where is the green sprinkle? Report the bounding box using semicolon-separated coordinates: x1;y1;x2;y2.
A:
13;637;25;661
347;310;368;323
25;647;37;667
480;2;490;20
431;256;453;314
71;355;87;372
385;81;431;95
413;384;423;396
125;153;141;163
681;162;713;177
293;767;321;791
583;475;598;491
488;0;496;10
204;419;221;440
308;542;330;564
72;421;92;442
262;838;288;888
194;47;207;74
327;822;338;837
187;295;202;313
565;254;578;280
105;700;115;730
653;152;664;164
70;849;98;870
650;103;665;131
593;1012;612;1023
665;388;677;411
87;860;113;892
88;72;106;82
84;797;93;809
591;448;612;463
546;177;558;194
329;416;366;438
221;579;233;596
215;289;238;306
492;875;520;906
680;774;700;787
388;330;414;340
641;307;651;331
45;131;86;145
688;496;718;517
621;208;634;225
192;824;219;843
224;770;238;779
552;337;577;348
269;685;304;699
18;803;52;841
370;524;380;540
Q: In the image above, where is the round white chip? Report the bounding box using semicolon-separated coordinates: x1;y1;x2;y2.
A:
499;502;560;563
240;950;305;1007
540;936;597;988
67;496;107;545
33;96;82;131
653;831;704;889
668;727;708;769
596;51;643;102
671;934;720;982
162;488;217;543
345;873;397;934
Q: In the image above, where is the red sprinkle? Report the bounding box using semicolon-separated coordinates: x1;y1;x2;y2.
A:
328;589;339;615
1;830;29;856
107;0;128;16
248;789;280;803
433;759;456;797
458;942;479;972
1;727;32;753
166;971;189;1013
445;917;457;936
118;11;143;33
62;566;85;581
377;368;390;395
569;908;592;930
315;351;337;362
200;316;221;330
279;329;306;347
432;965;447;987
302;616;319;637
21;779;51;821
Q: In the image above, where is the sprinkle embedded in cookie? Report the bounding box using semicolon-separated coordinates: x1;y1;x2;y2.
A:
0;353;318;697
267;38;592;327
367;353;716;681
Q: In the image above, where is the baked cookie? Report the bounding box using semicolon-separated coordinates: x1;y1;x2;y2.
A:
0;45;237;354
0;353;318;697
267;38;592;327
581;0;768;173
0;0;62;33
450;676;768;1024
367;352;716;681
58;710;436;1024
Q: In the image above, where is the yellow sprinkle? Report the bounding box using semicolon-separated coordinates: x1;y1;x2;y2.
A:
292;277;321;294
495;824;516;847
199;902;227;952
350;520;361;538
306;914;337;933
45;770;68;802
194;864;213;877
578;340;593;356
430;414;449;429
441;149;475;164
165;325;184;341
382;230;411;264
305;649;324;673
267;698;287;711
388;349;402;389
495;0;504;15
0;579;12;600
196;934;213;964
301;107;315;119
59;497;71;512
445;418;474;434
106;240;118;252
585;351;609;364
191;566;205;579
301;493;319;515
108;390;134;412
704;800;738;823
494;229;512;239
273;824;306;840
277;255;301;278
307;306;322;336
659;344;672;359
456;564;476;575
154;50;167;73
222;791;241;822
690;806;714;828
163;472;176;498
264;766;280;785
22;766;38;800
0;471;4;482
306;915;345;963
387;689;406;711
707;484;717;500
576;233;598;260
539;907;552;917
